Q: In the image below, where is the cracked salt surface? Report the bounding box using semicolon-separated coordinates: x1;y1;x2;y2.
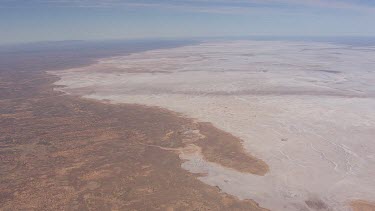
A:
51;40;375;210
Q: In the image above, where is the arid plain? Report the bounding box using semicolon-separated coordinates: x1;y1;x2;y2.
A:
52;40;375;210
1;40;269;210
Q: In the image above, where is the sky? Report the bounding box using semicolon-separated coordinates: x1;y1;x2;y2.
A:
1;0;375;44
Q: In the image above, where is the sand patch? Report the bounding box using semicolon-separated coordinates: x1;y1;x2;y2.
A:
351;200;375;211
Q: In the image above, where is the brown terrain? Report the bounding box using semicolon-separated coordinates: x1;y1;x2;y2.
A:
1;41;374;211
196;122;268;175
0;41;268;210
351;201;375;211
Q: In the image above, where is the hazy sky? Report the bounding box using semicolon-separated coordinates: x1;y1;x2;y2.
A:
1;0;375;44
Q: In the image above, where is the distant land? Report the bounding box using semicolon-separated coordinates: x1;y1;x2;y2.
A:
1;37;375;211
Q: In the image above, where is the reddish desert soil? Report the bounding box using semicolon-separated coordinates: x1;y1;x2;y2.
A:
351;200;375;211
0;52;268;210
197;122;269;175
